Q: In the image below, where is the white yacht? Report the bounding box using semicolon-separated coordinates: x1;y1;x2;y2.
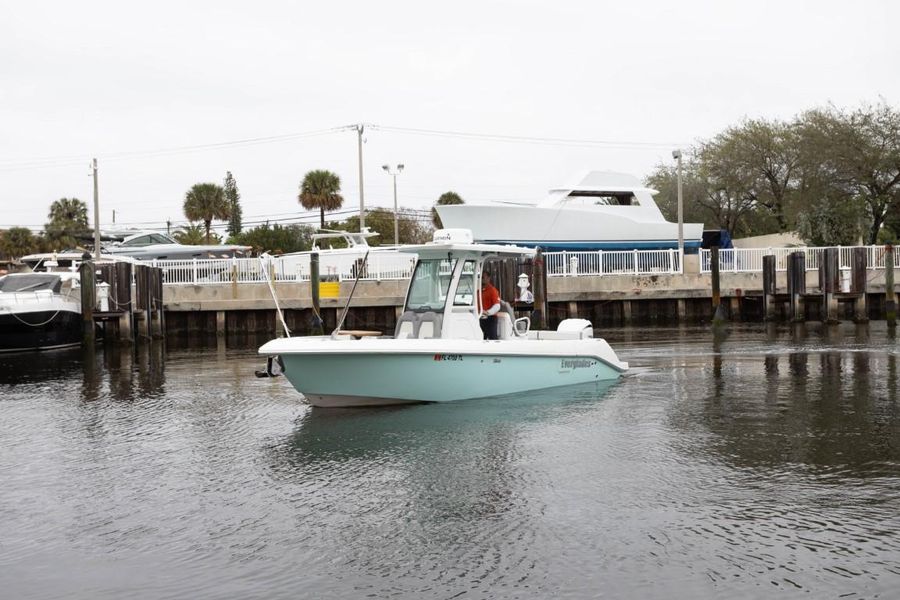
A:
20;231;250;270
272;229;415;281
0;271;83;352
435;171;704;251
258;229;627;407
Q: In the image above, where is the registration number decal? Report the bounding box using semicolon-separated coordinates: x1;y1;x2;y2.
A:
434;354;463;362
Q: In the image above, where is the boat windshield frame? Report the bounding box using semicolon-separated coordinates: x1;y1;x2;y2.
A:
403;257;458;313
0;273;62;293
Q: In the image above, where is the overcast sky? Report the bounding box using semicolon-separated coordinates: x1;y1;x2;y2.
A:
2;0;898;234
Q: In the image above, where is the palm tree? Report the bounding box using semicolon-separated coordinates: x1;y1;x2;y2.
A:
299;170;344;229
45;197;90;249
0;227;37;259
172;223;213;245
183;183;230;244
432;191;464;228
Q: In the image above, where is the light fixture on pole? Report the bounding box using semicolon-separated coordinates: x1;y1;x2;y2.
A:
382;163;404;245
672;149;684;267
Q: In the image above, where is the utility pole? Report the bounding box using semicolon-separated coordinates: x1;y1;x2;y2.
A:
673;149;684;266
356;123;366;230
382;164;404;245
92;158;101;258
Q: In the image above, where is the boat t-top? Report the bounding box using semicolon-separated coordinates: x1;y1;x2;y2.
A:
435;171;704;251
258;229;627;407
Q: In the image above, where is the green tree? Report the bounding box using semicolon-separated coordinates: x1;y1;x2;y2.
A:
796;193;866;246
224;171;242;237
183;183;230;244
44;197;89;250
646;153;759;237
432;191;465;228
173;223;218;245
299;170;344;229
0;227;38;260
798;102;900;244
883;203;900;243
232;223;314;254
704;119;801;232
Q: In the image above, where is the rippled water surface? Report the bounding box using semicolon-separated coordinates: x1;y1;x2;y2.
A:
1;324;899;599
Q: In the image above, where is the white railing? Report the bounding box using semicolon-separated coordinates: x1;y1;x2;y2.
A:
148;245;896;284
153;252;416;286
544;249;682;277
699;245;900;273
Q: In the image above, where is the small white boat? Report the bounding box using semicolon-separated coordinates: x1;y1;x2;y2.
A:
258;229;627;407
435;171;704;251
271;228;415;281
0;271;83;352
20;231;250;270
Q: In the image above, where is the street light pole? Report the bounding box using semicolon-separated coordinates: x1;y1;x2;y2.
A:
356;124;365;230
673;149;684;265
382;163;404;245
92;158;101;259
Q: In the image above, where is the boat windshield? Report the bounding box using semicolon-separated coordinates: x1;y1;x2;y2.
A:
0;274;62;293
453;260;477;306
405;258;457;312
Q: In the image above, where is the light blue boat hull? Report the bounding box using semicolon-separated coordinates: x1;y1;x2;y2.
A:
279;351;624;407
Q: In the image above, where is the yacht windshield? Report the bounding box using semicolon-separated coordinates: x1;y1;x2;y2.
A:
405;258;457;312
0;274;62;293
453;260;477;306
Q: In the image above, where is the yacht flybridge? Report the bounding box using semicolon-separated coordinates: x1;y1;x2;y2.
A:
435;171;704;251
258;229;627;407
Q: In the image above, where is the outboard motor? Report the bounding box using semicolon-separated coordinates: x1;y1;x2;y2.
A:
557;318;593;338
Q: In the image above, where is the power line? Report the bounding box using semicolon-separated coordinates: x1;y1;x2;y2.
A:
370;124;686;149
1;122;685;172
0;125;355;172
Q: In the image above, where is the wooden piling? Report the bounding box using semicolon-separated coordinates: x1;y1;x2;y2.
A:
150;267;163;338
115;261;133;342
851;247;868;323
710;246;727;325
310;251;323;335
79;259;96;345
135;264;150;338
762;254;776;321
886;245;896;327
532;249;547;330
821;247;839;324
787;251;806;322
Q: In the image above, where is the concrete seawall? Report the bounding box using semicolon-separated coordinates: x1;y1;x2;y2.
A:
161;260;894;335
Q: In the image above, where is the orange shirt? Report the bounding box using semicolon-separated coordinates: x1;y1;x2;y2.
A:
480;283;500;313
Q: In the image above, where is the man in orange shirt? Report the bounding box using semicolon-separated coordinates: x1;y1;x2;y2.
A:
480;272;501;340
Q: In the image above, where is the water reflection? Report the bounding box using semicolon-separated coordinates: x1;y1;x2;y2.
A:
681;325;900;473
2;325;899;599
0;345;86;386
271;380;621;469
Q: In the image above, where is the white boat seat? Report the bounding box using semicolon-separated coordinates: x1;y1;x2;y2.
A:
394;310;444;339
496;312;513;339
417;311;442;339
496;300;517;339
394;311;419;339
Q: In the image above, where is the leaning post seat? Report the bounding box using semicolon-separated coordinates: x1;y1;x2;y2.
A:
416;311;443;339
394;311;419;339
